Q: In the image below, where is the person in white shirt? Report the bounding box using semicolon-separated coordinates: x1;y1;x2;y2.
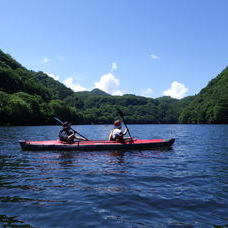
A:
108;120;127;142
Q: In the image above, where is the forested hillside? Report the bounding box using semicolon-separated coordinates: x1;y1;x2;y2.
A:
179;66;228;123
0;49;227;125
0;49;78;125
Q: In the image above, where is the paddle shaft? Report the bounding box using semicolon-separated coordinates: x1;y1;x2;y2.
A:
54;117;89;140
121;116;133;139
116;110;133;139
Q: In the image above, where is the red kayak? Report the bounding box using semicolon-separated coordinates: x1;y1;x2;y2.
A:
19;138;175;151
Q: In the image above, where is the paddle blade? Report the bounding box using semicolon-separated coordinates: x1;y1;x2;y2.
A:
53;117;63;125
116;108;124;118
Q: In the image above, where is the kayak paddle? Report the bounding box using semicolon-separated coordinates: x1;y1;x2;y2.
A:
116;108;133;140
53;117;89;141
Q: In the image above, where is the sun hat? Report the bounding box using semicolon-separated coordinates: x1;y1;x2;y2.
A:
63;121;71;128
114;120;121;126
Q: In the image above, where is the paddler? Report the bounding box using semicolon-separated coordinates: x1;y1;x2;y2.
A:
108;120;127;142
59;121;87;143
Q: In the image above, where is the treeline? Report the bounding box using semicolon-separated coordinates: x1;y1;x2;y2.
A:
0;49;227;125
0;90;192;125
71;93;194;124
179;66;228;123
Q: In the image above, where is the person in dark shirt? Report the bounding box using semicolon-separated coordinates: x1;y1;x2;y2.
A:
59;121;87;143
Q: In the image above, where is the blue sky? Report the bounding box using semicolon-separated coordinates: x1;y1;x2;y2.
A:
0;0;227;98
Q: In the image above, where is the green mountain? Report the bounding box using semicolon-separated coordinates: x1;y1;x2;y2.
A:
1;49;227;125
179;66;228;123
35;71;74;99
90;88;110;96
0;50;51;101
0;50;80;125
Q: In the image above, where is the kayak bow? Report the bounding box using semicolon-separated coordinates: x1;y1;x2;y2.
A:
19;138;175;151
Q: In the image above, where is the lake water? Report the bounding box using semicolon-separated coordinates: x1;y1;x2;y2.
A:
0;124;227;227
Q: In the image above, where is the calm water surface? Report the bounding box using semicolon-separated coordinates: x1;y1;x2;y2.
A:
0;124;227;227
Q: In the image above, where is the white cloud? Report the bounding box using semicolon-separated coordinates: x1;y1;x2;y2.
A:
111;62;118;71
113;90;123;96
42;57;49;63
64;77;87;92
150;54;159;60
142;88;154;97
163;81;188;99
94;73;123;95
45;72;60;81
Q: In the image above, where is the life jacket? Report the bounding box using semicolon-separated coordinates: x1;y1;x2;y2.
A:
109;128;123;141
59;129;73;141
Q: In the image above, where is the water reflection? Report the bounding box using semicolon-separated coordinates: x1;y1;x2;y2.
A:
45;147;174;167
0;214;31;227
57;151;75;166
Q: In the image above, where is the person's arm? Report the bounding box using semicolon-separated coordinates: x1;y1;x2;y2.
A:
75;135;87;141
122;128;128;135
108;130;113;141
69;129;87;141
67;132;75;142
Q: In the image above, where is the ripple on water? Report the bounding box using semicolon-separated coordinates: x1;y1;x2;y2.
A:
0;125;228;227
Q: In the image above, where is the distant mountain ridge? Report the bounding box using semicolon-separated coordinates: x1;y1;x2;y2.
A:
73;88;111;97
90;88;110;96
0;49;227;125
